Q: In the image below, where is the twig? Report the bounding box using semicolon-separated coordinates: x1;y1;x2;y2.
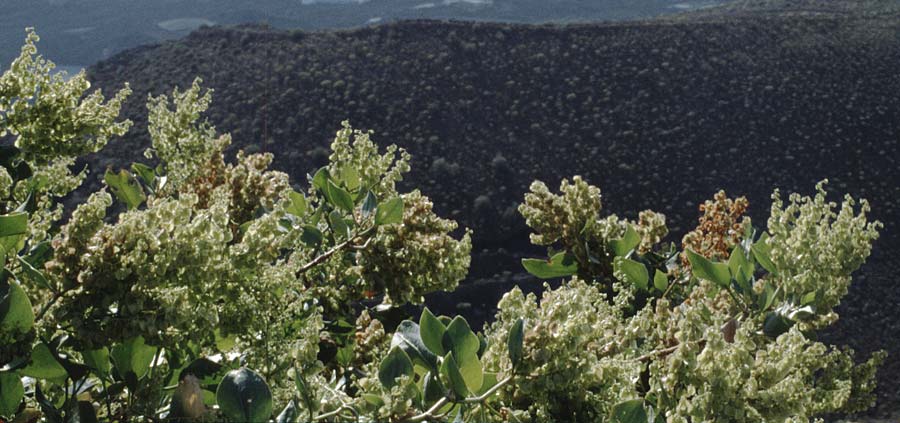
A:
402;397;449;423
313;404;353;421
402;374;515;422
295;227;374;277
462;375;513;403
636;345;681;362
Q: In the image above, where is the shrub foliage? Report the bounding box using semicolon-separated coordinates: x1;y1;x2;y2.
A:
0;30;886;422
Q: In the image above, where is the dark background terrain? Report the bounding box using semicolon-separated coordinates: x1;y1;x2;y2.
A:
0;0;728;66
74;11;900;418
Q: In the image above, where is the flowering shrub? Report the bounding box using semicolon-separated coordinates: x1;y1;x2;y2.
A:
0;31;885;423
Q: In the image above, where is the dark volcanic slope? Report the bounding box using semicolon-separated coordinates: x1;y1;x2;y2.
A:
1;0;729;65
85;18;900;417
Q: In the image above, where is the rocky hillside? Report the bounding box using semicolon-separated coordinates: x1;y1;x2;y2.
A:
82;15;900;419
1;0;729;65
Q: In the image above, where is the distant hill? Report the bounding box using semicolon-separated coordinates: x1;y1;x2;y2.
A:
685;0;900;16
1;0;729;66
78;15;900;417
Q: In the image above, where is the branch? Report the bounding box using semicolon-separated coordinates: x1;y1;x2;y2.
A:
313;404;354;421
463;374;513;403
402;397;449;423
295;227;374;277
636;345;680;362
401;374;515;423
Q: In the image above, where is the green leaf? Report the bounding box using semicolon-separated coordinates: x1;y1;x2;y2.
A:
216;368;273;422
521;252;577;279
0;279;34;335
475;371;499;396
311;168;330;193
422;371;444;403
455;351;483;394
326;180;354;212
609;399;648;423
81;348;111;379
328;210;350;241
419;308;447;357
275;399;299;423
757;281;777;311
608;225;641;257
110;336;157;381
614;257;649;290
0;212;27;238
801;289;822;307
763;311;794;338
0;213;28;262
751;234;777;276
215;329;237;352
391;320;438;370
441;317;482;392
439;352;469;398
285;191;307;217
728;245;754;280
442;317;480;364
0;372;24;416
361;190;377;219
104;169;145;210
340;166;361;193
362;393;385;408
653;269;668;292
76;400;98;423
507;318;524;366
300;225;323;247
23;241;52;268
16;256;52;291
686;249;731;288
21;343;67;381
0;235;24;263
375;197;404;225
130;163;156;188
378;346;414;389
728;246;754;295
336;344;354;368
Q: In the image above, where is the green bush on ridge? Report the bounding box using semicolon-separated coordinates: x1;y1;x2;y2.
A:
0;30;886;422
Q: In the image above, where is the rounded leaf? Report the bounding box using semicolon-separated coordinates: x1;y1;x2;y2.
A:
392;320;438;370
110;336;157;381
375;197;404;225
686;249;731;288
441;316;479;361
0;280;33;335
216;368;273;422
378;346;413;389
21;343;67;381
419;308;446;356
615;257;649;291
521;252;577;279
439;353;469;399
610;399;647;423
653;269;668;292
0;372;24;416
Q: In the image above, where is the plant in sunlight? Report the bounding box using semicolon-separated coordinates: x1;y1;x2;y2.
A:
0;29;885;423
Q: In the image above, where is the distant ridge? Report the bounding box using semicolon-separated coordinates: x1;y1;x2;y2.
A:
681;0;900;17
1;0;730;65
